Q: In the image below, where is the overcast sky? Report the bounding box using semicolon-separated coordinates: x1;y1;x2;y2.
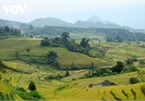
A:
0;0;145;29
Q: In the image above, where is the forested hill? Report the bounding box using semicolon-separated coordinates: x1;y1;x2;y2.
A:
26;26;145;41
0;19;31;30
29;17;132;30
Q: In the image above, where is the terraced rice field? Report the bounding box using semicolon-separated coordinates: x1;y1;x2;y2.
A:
0;37;41;60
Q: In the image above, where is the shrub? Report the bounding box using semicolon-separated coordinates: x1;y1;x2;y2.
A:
124;66;137;72
56;84;69;91
29;91;41;99
141;84;145;95
17;92;34;100
28;81;36;91
16;87;26;92
129;77;140;84
65;70;70;77
0;92;4;100
72;78;76;81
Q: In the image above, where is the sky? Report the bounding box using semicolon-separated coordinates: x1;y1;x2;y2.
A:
0;0;145;29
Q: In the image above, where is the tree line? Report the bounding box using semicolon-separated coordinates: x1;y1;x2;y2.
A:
26;26;145;41
0;26;21;36
41;32;91;56
83;56;145;79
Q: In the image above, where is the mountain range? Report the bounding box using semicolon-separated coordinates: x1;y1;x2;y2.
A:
29;15;132;29
0;19;29;29
0;15;144;31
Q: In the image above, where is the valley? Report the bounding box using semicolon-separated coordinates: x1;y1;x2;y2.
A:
0;34;145;100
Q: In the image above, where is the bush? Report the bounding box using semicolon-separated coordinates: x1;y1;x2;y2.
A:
141;84;145;95
123;66;137;73
0;92;4;100
0;75;2;80
56;84;69;91
129;77;140;84
65;70;70;77
17;92;35;100
29;91;42;99
72;78;76;81
16;87;26;92
28;81;36;91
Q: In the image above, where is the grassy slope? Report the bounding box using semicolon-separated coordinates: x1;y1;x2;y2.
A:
20;46;111;67
1;37;145;100
0;37;41;60
35;81;145;100
0;81;11;94
0;37;113;67
1;61;145;100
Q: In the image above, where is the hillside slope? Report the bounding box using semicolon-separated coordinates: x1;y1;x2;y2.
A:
29;17;72;27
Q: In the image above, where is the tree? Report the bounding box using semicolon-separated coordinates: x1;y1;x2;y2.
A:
116;35;123;42
129;77;140;84
52;61;60;69
90;62;95;69
27;48;30;53
137;70;145;82
46;51;58;64
15;51;19;59
0;60;6;74
11;28;21;35
80;37;89;48
61;32;70;44
0;60;6;68
126;58;134;67
28;81;36;91
106;36;114;42
46;51;57;59
139;60;145;67
112;61;125;73
41;37;50;46
29;25;33;30
65;70;70;77
4;26;10;33
94;67;111;77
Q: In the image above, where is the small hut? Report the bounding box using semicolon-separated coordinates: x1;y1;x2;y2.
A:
89;80;116;88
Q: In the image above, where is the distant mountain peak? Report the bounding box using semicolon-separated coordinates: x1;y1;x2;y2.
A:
86;15;102;23
86;15;111;24
29;17;72;27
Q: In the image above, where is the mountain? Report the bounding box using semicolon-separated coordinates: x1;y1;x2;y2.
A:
86;15;111;24
0;19;30;30
29;17;72;27
0;15;134;30
86;15;103;23
73;20;132;29
29;16;132;30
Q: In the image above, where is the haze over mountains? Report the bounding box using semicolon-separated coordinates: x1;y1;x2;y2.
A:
29;15;131;29
0;15;144;31
86;15;111;24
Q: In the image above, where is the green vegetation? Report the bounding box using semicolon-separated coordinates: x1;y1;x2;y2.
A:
129;77;140;84
141;84;145;95
0;26;21;37
16;87;44;100
1;28;145;100
28;81;36;91
26;26;145;42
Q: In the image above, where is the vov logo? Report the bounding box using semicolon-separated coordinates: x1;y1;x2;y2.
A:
3;5;27;14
